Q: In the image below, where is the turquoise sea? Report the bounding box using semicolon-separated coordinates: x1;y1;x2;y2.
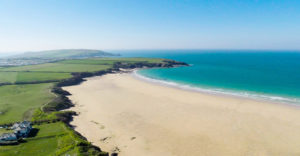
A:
114;50;300;104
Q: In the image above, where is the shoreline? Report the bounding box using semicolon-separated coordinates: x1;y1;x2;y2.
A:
55;60;188;155
64;71;300;156
133;70;300;107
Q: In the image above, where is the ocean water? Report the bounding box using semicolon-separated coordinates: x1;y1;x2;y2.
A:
113;50;300;104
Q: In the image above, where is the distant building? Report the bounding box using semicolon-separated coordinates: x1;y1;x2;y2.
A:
0;121;32;144
0;133;17;143
12;121;32;137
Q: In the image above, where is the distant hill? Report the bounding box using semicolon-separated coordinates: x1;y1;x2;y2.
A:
10;49;118;59
0;53;20;58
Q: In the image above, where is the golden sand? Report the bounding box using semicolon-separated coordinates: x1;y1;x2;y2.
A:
63;73;300;156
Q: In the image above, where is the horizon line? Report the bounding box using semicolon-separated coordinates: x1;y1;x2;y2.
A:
1;48;300;54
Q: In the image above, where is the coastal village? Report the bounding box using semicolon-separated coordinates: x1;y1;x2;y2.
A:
0;121;32;145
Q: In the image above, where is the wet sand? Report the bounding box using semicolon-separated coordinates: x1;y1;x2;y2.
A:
63;73;300;156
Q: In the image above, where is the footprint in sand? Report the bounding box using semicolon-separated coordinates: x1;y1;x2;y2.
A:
112;146;121;153
100;136;112;143
130;137;136;140
90;120;105;129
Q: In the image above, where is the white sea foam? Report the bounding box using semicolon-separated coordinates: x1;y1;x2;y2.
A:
133;70;300;106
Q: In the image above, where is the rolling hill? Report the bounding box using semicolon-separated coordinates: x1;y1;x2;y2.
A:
10;49;118;59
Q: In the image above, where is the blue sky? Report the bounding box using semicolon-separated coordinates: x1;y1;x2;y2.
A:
0;0;300;52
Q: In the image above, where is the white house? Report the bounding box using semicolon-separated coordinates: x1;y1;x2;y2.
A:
12;121;32;137
0;121;32;144
0;133;17;142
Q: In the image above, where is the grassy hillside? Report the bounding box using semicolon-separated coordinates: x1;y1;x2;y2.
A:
59;57;165;64
0;72;72;84
10;49;117;59
0;72;17;83
0;63;111;73
0;83;55;124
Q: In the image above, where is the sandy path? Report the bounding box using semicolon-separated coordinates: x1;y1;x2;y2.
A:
63;73;300;156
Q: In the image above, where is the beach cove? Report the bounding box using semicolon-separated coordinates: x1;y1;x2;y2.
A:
64;72;300;156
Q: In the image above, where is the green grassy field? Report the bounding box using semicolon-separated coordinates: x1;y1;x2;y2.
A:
0;72;72;83
0;63;111;73
0;72;17;83
59;59;116;65
0;83;55;124
59;57;165;65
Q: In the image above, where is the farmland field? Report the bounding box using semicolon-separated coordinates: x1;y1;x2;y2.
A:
0;63;111;73
59;57;166;65
0;72;72;83
0;72;17;83
0;83;55;124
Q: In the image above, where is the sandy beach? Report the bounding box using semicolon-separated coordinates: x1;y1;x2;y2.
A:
63;73;300;156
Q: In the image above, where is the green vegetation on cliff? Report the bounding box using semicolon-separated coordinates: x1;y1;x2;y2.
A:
0;83;54;124
0;72;72;84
